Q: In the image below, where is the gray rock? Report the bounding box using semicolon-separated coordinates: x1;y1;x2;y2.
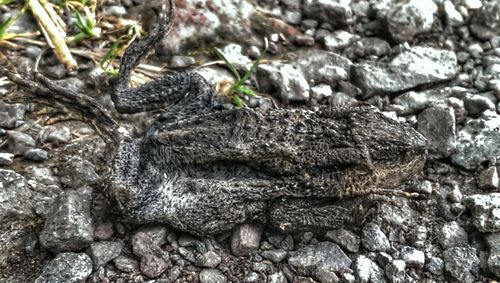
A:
257;63;310;103
417;106;456;159
353;255;387;283
230;222;264;256
302;0;353;26
0;226;37;269
35;252;92;283
0;153;14;165
60;158;99;188
361;223;390;252
400;246;425;269
177;234;199;247
195;251;222;268
199;268;227;283
0;169;34;221
310;84;333;101
23;148;48;162
451;113;500;170
42;126;71;144
426;257;444;275
288;241;351;277
6;131;35;156
360;37;391;57
0;102;25;129
463;193;500;232
314;265;340;283
296;49;352;85
261;249;287;263
104;5;127;17
385;260;406;283
354;46;457;99
478;166;499;190
470;1;500;40
46;65;67;79
328;92;358;108
268;272;287;283
408;225;427;249
486;233;500;277
442;247;480;283
389;87;466;115
113;256;139;273
439;221;468;249
39;191;94;252
443;0;464;26
94;222;114;241
89;241;123;269
386;0;437;42
322;30;359;51
376;252;393;267
170;56;196;68
464;95;496;116
324;228;360;253
243;271;260;282
219;44;252;71
140;254;168;278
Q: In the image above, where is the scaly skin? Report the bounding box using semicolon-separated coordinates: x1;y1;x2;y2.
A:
1;0;427;236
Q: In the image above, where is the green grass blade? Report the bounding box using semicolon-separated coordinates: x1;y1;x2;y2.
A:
214;47;241;81
236;85;256;97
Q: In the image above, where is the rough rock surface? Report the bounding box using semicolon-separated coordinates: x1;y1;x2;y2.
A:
35;252;92;283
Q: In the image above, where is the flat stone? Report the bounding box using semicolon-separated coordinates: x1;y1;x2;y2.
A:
288;241;351;277
296;49;352;85
0;153;14;165
451;113;500;170
400;246;425;269
417;106;456;159
230;222;264;256
6;131;35;156
170;56;196;68
257;63;310;103
442;247;480;283
195;251;222;268
354;46;457;99
39;191;94;252
439;221;468;249
35;252;92;283
261;249;287;263
478;166;499;190
352;255;386;283
89;241;123;269
463;193;500;232
310;84;333;101
199;268;227;283
322;30;359;51
113;256;139;273
324;228;360;253
23;148;48;162
42;125;71;144
361;223;390;252
0;102;25;129
486;233;500;277
389;87;466;115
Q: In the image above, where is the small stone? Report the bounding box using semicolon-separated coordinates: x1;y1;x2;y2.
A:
400;246;425;269
94;222;114;241
243;271;260;283
89;241;123;269
140;254;168;278
385;260;406;283
199;268;227;283
361;223;390;252
324;228;360;253
257;63;310;103
39;191;94;252
439;221;468;249
448;185;463;203
23;148;48;162
268;272;287;283
464;0;482;9
463;193;500;232
478;166;499;190
195;251;222;268
426;257;444;275
386;0;437;42
302;0;353;26
0;102;25;129
408;225;427;248
360;37;390;57
230;222;264;256
43;125;71;143
114;256;139;273
464;95;496;116
35;252;92;283
105;5;127;17
0;153;14;165
220;44;252;71
322;30;359;51
352;255;386;283
442;247;480;283
443;0;464;26
310;84;333;101
328;92;358;108
6;131;35;156
60;157;99;188
288;241;351;277
261;249;287;263
417;106;456;159
486;233;500;277
46;65;67;79
178;234;199;247
296;49;352;85
170;56;196;68
376;252;393;267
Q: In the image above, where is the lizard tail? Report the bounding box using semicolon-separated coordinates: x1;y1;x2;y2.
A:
113;0;176;100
